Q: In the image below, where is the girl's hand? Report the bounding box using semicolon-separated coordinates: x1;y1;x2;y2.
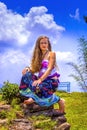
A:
22;67;30;75
22;68;27;75
32;79;42;86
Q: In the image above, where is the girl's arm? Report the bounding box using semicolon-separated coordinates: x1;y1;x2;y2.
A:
39;51;56;82
32;51;56;86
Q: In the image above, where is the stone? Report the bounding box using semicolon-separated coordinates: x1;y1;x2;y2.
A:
9;118;34;130
56;122;71;130
0;105;11;112
0;119;8;125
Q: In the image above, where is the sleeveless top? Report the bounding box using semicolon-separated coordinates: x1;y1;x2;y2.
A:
38;60;60;79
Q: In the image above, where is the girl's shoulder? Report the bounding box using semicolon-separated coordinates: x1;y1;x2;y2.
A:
43;51;56;60
49;51;56;54
49;51;56;57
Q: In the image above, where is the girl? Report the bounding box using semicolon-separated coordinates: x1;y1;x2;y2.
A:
19;36;65;114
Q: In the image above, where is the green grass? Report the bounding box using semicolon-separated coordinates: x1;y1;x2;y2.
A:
0;92;87;130
0;94;2;101
55;91;87;130
31;115;57;130
27;91;87;130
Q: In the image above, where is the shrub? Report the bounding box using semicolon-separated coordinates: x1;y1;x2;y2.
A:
1;81;19;104
0;110;7;119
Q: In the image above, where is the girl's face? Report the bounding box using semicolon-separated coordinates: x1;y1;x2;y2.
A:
39;38;49;52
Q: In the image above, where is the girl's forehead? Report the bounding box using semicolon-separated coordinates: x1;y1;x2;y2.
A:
40;38;48;42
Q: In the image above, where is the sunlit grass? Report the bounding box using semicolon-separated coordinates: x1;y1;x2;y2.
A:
0;126;9;130
0;94;2;101
0;91;87;129
31;115;57;130
55;91;87;130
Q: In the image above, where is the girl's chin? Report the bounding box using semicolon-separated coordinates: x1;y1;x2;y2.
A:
41;49;47;51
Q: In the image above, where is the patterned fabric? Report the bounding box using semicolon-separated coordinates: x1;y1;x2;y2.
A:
19;72;60;107
38;60;60;78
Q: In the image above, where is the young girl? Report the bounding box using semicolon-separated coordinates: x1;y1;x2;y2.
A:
19;36;65;114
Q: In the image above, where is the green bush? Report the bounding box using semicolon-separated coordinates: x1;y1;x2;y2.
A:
1;81;19;104
0;110;7;119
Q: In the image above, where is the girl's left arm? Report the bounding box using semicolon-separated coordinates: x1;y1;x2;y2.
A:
39;51;56;82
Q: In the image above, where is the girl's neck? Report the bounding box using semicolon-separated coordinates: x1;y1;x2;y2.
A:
42;50;48;54
42;50;49;59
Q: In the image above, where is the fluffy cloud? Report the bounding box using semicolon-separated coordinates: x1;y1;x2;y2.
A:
0;49;31;83
0;50;28;66
27;6;64;31
56;51;76;62
0;2;65;48
0;3;30;46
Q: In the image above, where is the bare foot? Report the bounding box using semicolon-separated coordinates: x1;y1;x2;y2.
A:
24;98;34;105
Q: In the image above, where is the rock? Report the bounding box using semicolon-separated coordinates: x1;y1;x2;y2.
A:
21;103;54;117
22;103;71;130
0;104;71;130
57;116;67;126
0;119;8;125
9;118;34;130
56;122;71;130
22;102;53;112
0;104;11;112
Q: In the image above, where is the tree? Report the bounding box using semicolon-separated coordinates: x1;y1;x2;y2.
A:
67;36;87;90
83;16;87;23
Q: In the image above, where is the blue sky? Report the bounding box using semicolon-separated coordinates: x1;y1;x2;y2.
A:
0;0;87;91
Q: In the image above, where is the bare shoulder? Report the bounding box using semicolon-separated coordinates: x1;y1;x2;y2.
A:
49;51;56;58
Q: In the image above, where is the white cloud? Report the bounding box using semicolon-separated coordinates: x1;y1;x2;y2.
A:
0;49;33;84
69;8;80;21
56;51;76;62
27;6;64;31
0;50;30;67
25;6;65;44
0;2;65;47
0;2;30;46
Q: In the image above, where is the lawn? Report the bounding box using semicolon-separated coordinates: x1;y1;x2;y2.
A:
55;91;87;130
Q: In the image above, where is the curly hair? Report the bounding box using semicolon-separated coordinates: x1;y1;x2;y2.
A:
31;36;52;73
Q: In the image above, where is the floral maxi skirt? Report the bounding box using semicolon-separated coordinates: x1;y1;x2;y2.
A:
19;72;60;107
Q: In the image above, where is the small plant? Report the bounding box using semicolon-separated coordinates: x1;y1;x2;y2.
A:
1;81;19;104
0;110;7;119
11;98;21;111
7;109;16;123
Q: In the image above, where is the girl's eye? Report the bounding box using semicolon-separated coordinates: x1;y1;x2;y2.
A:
40;42;48;44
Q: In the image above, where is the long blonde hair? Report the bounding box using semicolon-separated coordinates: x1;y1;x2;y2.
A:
31;36;52;73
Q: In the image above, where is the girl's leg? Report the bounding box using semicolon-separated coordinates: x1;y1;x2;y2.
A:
57;98;65;113
24;98;35;105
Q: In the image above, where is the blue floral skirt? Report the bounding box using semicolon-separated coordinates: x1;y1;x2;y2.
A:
19;72;60;107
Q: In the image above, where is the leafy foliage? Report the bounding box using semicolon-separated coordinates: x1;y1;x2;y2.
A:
0;110;7;119
67;36;87;90
83;15;87;23
1;81;19;104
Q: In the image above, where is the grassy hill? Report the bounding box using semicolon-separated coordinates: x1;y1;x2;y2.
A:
55;91;87;130
0;91;87;130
